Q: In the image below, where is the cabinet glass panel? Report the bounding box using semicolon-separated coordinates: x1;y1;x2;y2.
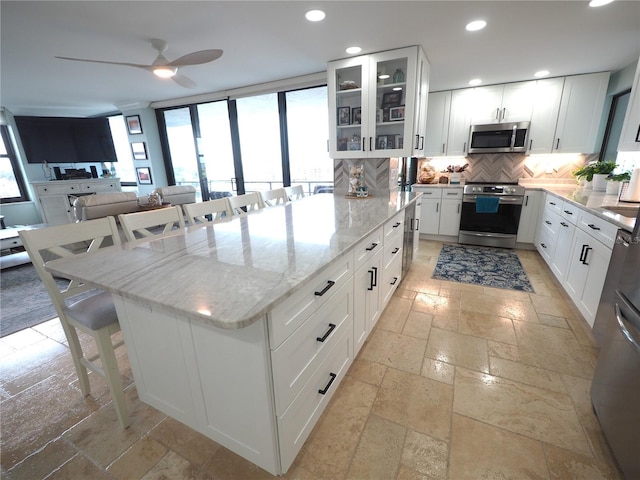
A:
373;56;409;152
334;64;363;153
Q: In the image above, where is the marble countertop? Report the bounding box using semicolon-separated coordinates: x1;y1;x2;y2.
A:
46;192;419;330
525;184;638;232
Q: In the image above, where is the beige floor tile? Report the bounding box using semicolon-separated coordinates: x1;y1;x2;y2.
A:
346;414;406;480
372;368;452;441
108;436;168;480
458;311;517;345
395;465;433;480
141;451;209;480
530;294;574;318
400;429;448;480
487;340;521;362
296;376;377;479
401;310;433;340
431;315;458;332
544;443;620;480
513;320;595;378
394;288;417;300
377;297;412;333
360;328;426;375
421;357;455;385
401;268;441;295
412;292;460;318
0;338;68;386
460;291;539;323
449;414;549;480
45;453;113;479
5;438;76;480
489;356;567;394
481;285;532;302
0;327;48;350
538;313;570;329
148;416;222;466
31;318;68;344
348;357;387;387
453;367;591;456
425;327;489;373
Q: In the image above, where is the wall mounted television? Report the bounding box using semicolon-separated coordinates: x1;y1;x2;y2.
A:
15;116;117;164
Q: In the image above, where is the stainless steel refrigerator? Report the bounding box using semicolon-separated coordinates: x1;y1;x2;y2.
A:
591;209;640;479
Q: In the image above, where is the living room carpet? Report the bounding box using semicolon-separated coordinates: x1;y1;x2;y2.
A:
0;263;73;337
432;244;534;293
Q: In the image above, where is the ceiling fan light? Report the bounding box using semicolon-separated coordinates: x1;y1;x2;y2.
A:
153;66;177;78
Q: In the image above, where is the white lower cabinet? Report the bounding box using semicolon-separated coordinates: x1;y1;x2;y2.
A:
439;189;463;236
354;245;383;356
517;190;543;243
412;186;462;237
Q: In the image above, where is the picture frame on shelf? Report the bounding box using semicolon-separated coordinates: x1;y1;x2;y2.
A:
381;91;402;108
376;109;384;123
398;136;404;149
351;107;361;125
385;135;396;149
125;115;143;135
347;141;361;151
376;135;388;149
337;106;351;126
389;106;405;121
130;142;148;160
337;137;348;151
136;167;153;185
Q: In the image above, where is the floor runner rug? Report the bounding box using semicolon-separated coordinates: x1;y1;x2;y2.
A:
432;244;534;293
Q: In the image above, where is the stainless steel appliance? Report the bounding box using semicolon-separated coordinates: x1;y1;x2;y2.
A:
468;121;530;154
458;183;525;249
402;200;417;277
591;210;640;479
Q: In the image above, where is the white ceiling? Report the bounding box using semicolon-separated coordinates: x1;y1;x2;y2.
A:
2;1;639;118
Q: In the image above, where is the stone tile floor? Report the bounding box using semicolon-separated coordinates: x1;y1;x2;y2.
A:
0;240;622;479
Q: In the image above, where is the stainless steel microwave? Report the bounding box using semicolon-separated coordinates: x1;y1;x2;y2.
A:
468;121;530;154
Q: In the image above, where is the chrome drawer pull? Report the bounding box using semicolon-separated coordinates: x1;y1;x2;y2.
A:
314;280;335;297
365;242;379;251
318;372;337;395
316;323;337;343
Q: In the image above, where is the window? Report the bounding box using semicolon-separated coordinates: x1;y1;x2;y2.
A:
600;89;631;162
285;86;332;194
197;101;235;196
0;125;28;203
236;93;283;192
163;107;200;198
108;115;137;184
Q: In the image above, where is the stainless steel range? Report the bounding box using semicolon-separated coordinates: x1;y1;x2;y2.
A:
458;182;525;249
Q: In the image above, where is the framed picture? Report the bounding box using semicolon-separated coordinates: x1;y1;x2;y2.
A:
130;142;148;160
351;107;361;125
125;115;143;135
376;135;388;149
136;167;153;185
381;91;402;108
337;137;348;151
337;106;351;126
347;141;361;151
386;135;397;149
389;106;405;121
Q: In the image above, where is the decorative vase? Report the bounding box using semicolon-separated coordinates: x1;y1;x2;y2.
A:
606;180;621;195
392;68;405;83
592;173;608;191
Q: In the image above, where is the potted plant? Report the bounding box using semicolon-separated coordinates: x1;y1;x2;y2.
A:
606;170;631;195
592;161;617;191
572;163;597;187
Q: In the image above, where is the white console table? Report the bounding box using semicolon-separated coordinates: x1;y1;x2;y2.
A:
31;178;122;225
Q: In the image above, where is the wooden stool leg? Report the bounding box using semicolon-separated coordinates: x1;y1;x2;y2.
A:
94;329;130;428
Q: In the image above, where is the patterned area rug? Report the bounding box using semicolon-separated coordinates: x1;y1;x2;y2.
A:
432;244;534;292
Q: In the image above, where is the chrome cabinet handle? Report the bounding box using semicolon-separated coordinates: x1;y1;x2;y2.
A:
615;304;640;351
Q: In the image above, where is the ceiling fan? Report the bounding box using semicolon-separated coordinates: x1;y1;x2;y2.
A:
55;39;223;89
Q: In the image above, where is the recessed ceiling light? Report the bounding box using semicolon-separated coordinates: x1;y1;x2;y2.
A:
305;9;326;21
466;20;487;31
346;46;362;55
534;70;550;78
469;78;482;86
589;0;614;6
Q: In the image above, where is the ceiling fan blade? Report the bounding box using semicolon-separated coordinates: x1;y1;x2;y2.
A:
172;74;197;89
55;56;150;70
167;49;223;67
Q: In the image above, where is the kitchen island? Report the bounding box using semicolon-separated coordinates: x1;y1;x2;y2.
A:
46;192;420;476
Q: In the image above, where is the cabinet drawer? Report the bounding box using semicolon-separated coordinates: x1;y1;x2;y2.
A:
35;183;81;195
277;324;352;472
271;278;352;416
383;234;403;270
412;187;442;198
381;253;402;307
537;226;556;264
577;210;618;249
442;188;463;200
541;209;560;236
0;236;22;250
269;253;352;348
545;194;563;215
560;201;578;225
81;182;120;193
354;227;383;271
383;212;404;240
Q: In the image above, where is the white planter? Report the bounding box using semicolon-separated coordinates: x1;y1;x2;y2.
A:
606;180;621;195
592;174;608;191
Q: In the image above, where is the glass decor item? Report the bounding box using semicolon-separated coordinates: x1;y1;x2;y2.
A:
348;164;365;195
392;68;405;83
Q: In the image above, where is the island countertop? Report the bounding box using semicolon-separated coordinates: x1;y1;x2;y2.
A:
46;192;419;330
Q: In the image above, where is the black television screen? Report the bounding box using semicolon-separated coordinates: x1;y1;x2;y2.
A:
15;116;117;164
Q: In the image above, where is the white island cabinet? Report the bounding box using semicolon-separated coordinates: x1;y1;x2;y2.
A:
46;192;420;476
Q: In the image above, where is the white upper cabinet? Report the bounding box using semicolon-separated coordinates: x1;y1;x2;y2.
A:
328;46;429;159
528;78;565;154
424;91;451;157
618;57;640;152
553;72;610;153
469;81;535;124
447;89;473;156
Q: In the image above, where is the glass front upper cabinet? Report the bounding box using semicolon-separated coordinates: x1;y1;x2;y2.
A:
328;46;427;159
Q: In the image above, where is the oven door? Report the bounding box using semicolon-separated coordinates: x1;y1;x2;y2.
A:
459;194;523;248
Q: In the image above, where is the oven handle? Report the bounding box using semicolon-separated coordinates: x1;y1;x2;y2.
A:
462;195;524;205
